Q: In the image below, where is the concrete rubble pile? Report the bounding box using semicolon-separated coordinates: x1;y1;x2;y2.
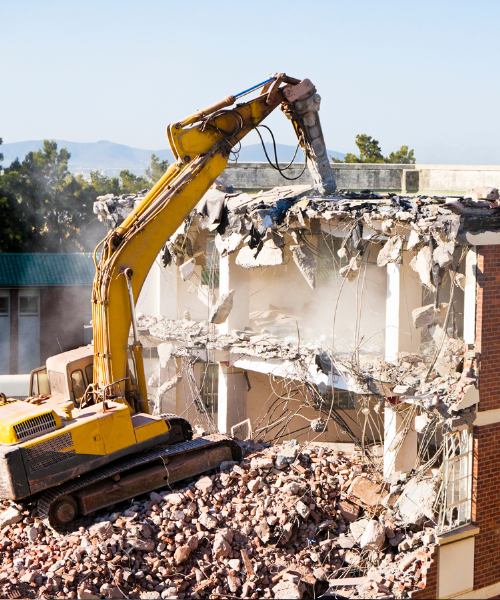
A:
0;443;438;599
94;191;149;227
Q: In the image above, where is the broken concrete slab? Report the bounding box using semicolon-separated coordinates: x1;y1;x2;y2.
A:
433;241;455;268
209;289;235;324
412;303;448;329
454;384;479;411
407;229;421;251
410;246;435;291
236;239;284;268
377;235;403;267
0;507;22;528
179;258;196;281
272;579;305;599
348;476;387;507
359;519;385;551
215;232;244;256
290;244;316;289
350;519;369;543
396;478;439;524
275;446;298;468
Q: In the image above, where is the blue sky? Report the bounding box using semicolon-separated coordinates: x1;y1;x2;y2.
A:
2;0;500;163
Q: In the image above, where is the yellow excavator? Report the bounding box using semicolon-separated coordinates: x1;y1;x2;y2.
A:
0;74;336;527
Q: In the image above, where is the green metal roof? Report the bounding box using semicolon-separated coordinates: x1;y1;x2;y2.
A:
0;253;96;287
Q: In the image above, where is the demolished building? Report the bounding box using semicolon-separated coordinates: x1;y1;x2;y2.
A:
92;182;500;598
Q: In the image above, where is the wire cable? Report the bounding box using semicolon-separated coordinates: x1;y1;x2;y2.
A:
254;125;308;181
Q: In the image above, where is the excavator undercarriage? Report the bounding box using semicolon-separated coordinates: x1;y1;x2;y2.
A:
38;431;241;528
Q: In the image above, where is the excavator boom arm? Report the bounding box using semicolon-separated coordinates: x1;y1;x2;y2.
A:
92;76;335;409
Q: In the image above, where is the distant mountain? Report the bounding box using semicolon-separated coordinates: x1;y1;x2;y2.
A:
0;140;344;177
0;140;174;178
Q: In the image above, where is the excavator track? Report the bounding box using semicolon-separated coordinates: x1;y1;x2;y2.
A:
38;434;241;528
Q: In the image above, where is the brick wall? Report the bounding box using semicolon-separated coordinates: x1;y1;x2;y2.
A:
472;423;500;590
409;549;438;599
472;246;500;591
476;245;500;411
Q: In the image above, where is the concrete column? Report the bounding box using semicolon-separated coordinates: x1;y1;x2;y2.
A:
385;264;400;362
218;253;249;335
136;260;160;317
464;249;477;345
385;253;422;362
137;261;178;320
217;365;247;434
383;404;418;478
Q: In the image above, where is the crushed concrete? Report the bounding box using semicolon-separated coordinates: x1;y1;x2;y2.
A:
0;442;438;599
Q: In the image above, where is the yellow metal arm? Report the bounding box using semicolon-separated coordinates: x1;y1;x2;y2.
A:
92;75;334;411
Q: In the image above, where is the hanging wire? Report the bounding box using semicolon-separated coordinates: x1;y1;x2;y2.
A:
254;125;308;181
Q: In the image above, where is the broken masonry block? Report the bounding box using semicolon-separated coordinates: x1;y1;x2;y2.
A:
179;258;196;281
290;244;316;289
377;236;404;267
209;289;235;324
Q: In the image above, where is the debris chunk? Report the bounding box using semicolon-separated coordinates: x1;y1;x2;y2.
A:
291;244;316;289
377;235;404;267
359;519;386;551
464;187;499;201
0;507;22;527
209;289;235;324
179;258;196;281
410;246;435;291
412;303;448;328
236;239;284;268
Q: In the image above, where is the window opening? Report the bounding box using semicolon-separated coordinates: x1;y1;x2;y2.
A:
325;389;356;410
85;364;94;386
48;371;67;396
19;296;39;315
31;368;50;397
201;234;220;287
0;297;9;315
200;363;218;416
438;428;473;533
71;370;86;405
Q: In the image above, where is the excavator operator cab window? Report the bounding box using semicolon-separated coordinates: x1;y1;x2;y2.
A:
71;370;86;406
48;371;67;396
29;366;50;397
85;364;93;385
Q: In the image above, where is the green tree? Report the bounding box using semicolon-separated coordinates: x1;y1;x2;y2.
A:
5;140;96;252
332;134;416;164
89;170;121;196
387;145;415;164
119;169;149;194
145;153;169;185
0;139;34;252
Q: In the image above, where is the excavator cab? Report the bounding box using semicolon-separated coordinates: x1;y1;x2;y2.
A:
29;345;95;407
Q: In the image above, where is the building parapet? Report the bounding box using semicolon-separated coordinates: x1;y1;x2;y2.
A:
219;162;500;194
